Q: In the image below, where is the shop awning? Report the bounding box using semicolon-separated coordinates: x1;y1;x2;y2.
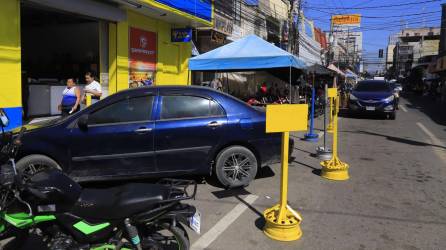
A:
328;64;345;77
307;64;335;76
189;34;306;71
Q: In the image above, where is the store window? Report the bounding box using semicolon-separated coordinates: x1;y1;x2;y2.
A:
21;5;108;118
89;96;154;124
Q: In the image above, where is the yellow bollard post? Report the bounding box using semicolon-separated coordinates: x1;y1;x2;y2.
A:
327;97;334;133
320;93;349;181
263;104;308;241
86;95;92;107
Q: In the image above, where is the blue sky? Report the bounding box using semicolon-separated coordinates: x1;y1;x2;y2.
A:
303;0;444;72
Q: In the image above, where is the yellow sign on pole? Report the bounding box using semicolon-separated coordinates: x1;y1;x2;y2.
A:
266;104;308;133
263;104;308;242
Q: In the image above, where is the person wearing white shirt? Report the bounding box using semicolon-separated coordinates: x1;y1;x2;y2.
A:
82;72;102;105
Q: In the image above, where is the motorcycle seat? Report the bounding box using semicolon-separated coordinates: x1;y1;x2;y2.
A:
72;183;170;220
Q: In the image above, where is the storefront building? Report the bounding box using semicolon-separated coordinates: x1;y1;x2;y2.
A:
0;0;213;130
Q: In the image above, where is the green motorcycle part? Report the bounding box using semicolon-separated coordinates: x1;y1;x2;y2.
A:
3;212;56;229
73;221;110;235
90;244;131;250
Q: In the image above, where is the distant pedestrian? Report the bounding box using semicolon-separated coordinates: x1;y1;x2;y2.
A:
82;72;102;105
210;78;223;91
59;78;81;117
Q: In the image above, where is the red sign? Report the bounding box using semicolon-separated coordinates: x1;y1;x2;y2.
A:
129;27;157;86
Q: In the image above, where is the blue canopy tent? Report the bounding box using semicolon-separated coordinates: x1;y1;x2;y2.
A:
188;35;306;85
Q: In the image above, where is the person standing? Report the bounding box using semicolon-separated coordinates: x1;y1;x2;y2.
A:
83;72;102;105
59;79;81;117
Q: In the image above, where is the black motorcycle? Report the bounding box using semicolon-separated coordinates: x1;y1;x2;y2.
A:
0;110;201;250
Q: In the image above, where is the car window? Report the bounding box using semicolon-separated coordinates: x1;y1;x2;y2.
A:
355;81;391;92
161;95;224;120
88;96;154;125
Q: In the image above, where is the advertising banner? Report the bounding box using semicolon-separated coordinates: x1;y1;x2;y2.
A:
154;0;212;22
332;14;361;25
129;27;156;87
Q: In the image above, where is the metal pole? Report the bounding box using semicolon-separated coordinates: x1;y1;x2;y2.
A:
323;83;328;149
304;73;318;142
289;64;292;102
316;83;332;160
278;131;290;221
333;97;339;157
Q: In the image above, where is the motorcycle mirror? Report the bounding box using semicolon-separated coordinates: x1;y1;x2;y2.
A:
0;109;9;128
77;114;89;131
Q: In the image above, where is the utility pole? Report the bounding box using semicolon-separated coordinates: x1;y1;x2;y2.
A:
295;0;302;56
346;27;350;68
287;0;295;54
327;16;334;66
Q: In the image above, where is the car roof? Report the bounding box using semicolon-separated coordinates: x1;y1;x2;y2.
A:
358;80;387;84
113;85;221;97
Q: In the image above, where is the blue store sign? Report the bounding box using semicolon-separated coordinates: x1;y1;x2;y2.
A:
155;0;212;22
171;28;192;42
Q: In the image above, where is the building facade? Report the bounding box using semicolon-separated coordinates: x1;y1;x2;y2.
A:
0;0;213;129
392;27;440;77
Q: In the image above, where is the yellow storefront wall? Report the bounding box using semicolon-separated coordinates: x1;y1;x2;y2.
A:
109;10;192;93
0;0;21;109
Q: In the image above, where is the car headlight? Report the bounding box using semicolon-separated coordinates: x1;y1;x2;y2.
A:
349;94;358;101
383;95;395;102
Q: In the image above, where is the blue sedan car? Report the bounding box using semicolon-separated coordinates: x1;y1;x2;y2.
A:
15;86;289;188
348;80;396;120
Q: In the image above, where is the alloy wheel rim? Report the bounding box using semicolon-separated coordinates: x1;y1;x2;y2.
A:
223;153;253;181
22;163;48;181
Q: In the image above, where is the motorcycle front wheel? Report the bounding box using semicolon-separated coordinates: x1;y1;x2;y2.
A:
140;223;189;250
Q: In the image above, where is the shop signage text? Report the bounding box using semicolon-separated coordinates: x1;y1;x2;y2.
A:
332;14;361;25
215;14;233;35
171;28;192;42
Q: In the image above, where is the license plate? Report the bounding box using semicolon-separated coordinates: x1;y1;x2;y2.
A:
366;106;375;111
189;210;201;234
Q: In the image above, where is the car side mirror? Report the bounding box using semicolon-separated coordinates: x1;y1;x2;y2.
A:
77;115;89;131
0;109;9;128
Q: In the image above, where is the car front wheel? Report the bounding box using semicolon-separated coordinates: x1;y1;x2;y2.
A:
16;154;61;181
388;112;396;120
215;146;258;188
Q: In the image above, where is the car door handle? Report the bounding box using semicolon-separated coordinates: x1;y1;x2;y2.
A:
134;127;152;134
207;121;222;128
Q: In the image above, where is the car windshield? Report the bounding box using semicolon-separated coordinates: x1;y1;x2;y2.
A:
355;81;391;92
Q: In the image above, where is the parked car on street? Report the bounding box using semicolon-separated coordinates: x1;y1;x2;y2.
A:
13;86;291;188
348;80;397;119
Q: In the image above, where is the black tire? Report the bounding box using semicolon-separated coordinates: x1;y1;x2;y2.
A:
140;223;189;250
388;112;396;120
16;154;61;181
2;228;29;250
215;146;258;188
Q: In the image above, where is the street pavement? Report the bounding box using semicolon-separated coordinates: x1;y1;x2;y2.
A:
186;94;446;250
3;94;446;250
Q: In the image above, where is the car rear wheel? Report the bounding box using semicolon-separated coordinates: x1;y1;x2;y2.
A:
16;154;61;181
215;146;258;188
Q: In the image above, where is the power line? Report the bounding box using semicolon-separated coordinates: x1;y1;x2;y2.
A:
306;0;441;10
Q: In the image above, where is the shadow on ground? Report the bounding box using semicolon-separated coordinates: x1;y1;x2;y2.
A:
340;129;446;150
402;92;446;126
